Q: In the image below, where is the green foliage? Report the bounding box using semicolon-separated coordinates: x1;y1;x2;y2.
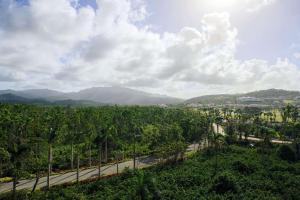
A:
1;104;300;199
211;171;238;194
3;145;299;200
0;104;209;179
277;144;296;162
232;160;255;175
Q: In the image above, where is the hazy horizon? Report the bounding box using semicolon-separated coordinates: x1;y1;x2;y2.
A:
0;0;300;98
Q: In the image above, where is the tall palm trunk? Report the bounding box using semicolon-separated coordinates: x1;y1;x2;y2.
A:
105;136;108;163
32;172;39;193
47;143;52;190
12;176;17;200
71;142;74;169
89;143;92;167
116;158;119;175
76;153;80;184
98;147;102;178
32;143;40;193
133;135;136;169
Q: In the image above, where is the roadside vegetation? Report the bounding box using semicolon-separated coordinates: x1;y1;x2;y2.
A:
2;145;300;200
0;103;300;199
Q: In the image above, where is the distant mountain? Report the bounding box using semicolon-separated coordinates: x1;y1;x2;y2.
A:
0;87;183;105
0;93;49;104
18;89;66;100
185;89;300;106
0;89;65;100
66;87;182;105
0;93;101;106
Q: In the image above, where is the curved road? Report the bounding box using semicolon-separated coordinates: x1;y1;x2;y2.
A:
213;123;291;144
0;125;291;194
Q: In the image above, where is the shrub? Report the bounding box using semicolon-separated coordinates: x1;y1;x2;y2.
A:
0;177;13;183
211;172;238;194
232;160;254;175
277;145;296;162
225;135;235;145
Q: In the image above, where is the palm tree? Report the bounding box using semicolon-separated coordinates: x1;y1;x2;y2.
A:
105;125;116;163
6;106;32;199
47;127;56;190
45;107;62;190
73;109;86;184
292;122;300;159
81;110;97;168
133;126;142;169
224;119;237;144
211;130;225;175
65;108;76;169
30;112;46;193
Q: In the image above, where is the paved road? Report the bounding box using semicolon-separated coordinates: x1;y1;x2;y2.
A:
0;124;291;194
213;123;291;144
0;144;198;194
245;136;292;144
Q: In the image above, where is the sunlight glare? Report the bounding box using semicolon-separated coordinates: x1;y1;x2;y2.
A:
206;0;240;10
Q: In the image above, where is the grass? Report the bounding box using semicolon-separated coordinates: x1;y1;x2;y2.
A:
283;100;295;105
261;109;283;122
0;177;13;183
2;145;300;200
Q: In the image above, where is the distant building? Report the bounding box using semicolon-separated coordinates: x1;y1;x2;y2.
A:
158;104;168;107
237;97;263;104
294;96;300;100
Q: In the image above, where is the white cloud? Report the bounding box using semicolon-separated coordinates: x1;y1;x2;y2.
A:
246;0;276;12
0;0;299;98
294;52;300;59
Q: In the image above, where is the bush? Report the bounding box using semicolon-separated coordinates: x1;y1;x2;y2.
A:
225;135;236;145
232;160;254;175
211;172;238;194
277;145;296;162
0;177;13;183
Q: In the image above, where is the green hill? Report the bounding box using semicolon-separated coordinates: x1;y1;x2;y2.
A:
185;89;300;106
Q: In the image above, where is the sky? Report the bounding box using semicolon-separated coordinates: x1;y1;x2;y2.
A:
0;0;300;98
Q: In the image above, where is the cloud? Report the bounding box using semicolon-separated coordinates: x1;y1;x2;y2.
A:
294;52;300;59
246;0;276;12
0;0;299;98
0;67;24;82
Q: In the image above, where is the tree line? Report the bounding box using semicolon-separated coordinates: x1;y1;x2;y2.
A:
0;104;210;198
1;103;300;199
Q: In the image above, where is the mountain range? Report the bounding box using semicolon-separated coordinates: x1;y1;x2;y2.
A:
0;87;183;105
1;88;300;106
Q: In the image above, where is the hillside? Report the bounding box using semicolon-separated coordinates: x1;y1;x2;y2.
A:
0;93;49;105
0;93;101;106
0;87;183;105
67;87;182;105
185;89;300;106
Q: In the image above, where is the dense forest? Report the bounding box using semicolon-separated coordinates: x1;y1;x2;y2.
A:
0;104;300;199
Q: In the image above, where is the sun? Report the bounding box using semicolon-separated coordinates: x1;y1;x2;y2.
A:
206;0;240;10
